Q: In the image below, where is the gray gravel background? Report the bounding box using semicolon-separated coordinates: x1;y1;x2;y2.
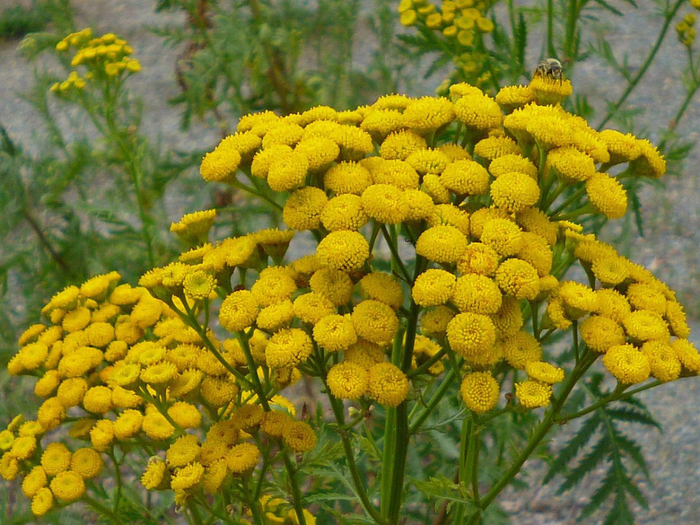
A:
1;0;700;523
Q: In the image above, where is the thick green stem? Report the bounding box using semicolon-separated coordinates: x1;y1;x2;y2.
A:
409;368;458;434
84;495;127;525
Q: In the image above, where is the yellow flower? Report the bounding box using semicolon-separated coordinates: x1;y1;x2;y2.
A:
299;105;339;125
470;207;511;239
428;204;470;235
313;314;357;352
358;272;404;310
419;306;454;338
525;361;564;384
457;243;500;277
262;122;304;149
591;255;629;286
406;149;450;175
437;143;472;162
446;312;496;359
559;281;599;318
584;173;627;219
167;434;201;468
251;144;293;179
454;92;502;132
452;274;502;314
597;130;641;165
31;487;54;516
292;292;336;325
260;411;292;438
489;154;538;180
170;209;216;240
330;125;374;161
326;362;369;400
70;448;103;479
316;230;370;271
515;380;552;408
251;266;297;307
360;109;405;139
630;139;666;178
416;225;469;264
141;456;169;490
168;401;202;429
201;377;239;407
671;339;700;374
10;435;36;461
183;270;216;300
503;331;542;369
142;412;175;441
641;341;681;382
366;159;420;190
82;385;114;414
321;194;368;231
227;442;260;474
372;93;413;111
218;131;263;160
440;159;490;196
402;96;455;134
546;146;596;182
495;85;536;112
352;300;399;346
367;362;410;407
18;323;47;346
490;171;541;213
294;136;339;172
579;315;625;353
361;183;410;224
113;409;144;439
267;151;309;192
412;269;456;307
403;189;436;222
380;130;428;160
529;75;573;105
219;290;259;332
622;310;670;343
602;344;651;384
43;285;80;313
665;300;690;338
473;135;521;160
422;173;451;203
34;370;61;398
257;300;295;331
481;219;523;257
460;372;500;413
200;143;241;183
0;453;19;481
171;461;205;491
37;397;66;430
324;161;373;196
266;328;314;368
22;465;48;498
50;471;86;502
310;268;354;306
595;288;632;323
626;283;666;315
141;361;178;385
283;421;317;453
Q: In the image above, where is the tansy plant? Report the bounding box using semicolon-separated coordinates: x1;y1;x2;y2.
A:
2;66;698;525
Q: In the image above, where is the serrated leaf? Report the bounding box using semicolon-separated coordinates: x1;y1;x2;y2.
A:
544;414;601;483
412;475;477;514
605;406;660;430
557;433;609;494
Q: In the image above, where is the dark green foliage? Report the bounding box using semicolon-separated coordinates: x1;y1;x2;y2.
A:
545;372;660;524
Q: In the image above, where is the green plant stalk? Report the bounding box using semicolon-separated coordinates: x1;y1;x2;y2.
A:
549;186;586;216
478;349;598;510
83;495;127;525
107;449;123;513
453;416;473;524
408;367;458;434
598;0;685;129
546;0;555;58
381;225;410;283
563;0;581;63
407;347;447;378
188;499;206;525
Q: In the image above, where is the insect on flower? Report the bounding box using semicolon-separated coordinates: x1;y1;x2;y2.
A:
534;58;564;84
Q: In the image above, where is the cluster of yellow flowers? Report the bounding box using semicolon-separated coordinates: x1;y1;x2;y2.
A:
397;0;495;85
50;28;141;94
677;12;697;48
4;65;698;522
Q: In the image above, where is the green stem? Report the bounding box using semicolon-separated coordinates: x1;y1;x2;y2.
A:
549;186;586;216
597;0;685;129
84;495;127;525
409;367;458;434
381;225;411;283
546;0;555;58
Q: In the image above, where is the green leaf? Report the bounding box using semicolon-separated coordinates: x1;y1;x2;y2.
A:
412;475;478;515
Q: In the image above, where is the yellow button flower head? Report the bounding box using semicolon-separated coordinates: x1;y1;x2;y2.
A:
454;92;502;132
559;281;599;318
142;412;175;441
436;144;470;163
473;135;521;160
671;339;700;374
62;307;91;333
665;300;690;338
517;232;553;277
361;183;410;223
380;130;428;160
316;230;370;272
294;136;340;172
219;290;259;332
324;161;373;195
489;154;538;179
626;283;666;315
326;362;369;400
171;462;205;491
590;255;629;286
525;361;564;384
69;447;103;479
251;266;297;307
481;219;523;257
403;189;436;222
602;344;651;384
310;268;354;306
428;204;470;235
227;442;260;474
218;131;263;161
579;315;625;353
50;471;85;502
90;420;115;451
237;110;279;133
420;306;456;338
457;242;500;276
452;274;502;314
22;465;47;498
34;370;60;398
515;380;552;408
313;314;357;352
641;341;681;382
257;300;295;332
360;109;405;139
630;138;666;178
282;421;317;453
622;310;670;343
352;300;399;345
440;159;490;196
490;172;541;213
267;151;309;192
595;288;632;323
503;331;542;369
416;225;469;264
299;105;339;125
141;456;169;490
446;312;496;359
281;187;327;231
412;269;457;307
585;173;627;219
495;85;536;113
372;93;413;111
331;125;374;161
30;486;53;516
37;397;66;431
359;272;404;310
597;130;641;165
113;409;144;440
18;323;46;346
529;75;573;106
82;385;114;414
170;209;217;241
402;96;455;134
460;372;500;413
266;328;314;368
0;453;20;481
251;145;293;179
261;123;304;149
321;194;369;231
406;148;450;175
292;292;335;325
546;146;596;182
367;362;410;407
10;435;36;461
200;142;241;183
422;174;451;203
183;270;215;301
167;434;201;468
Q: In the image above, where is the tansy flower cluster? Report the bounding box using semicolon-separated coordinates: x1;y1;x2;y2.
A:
3;72;695;523
51;28;141;94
